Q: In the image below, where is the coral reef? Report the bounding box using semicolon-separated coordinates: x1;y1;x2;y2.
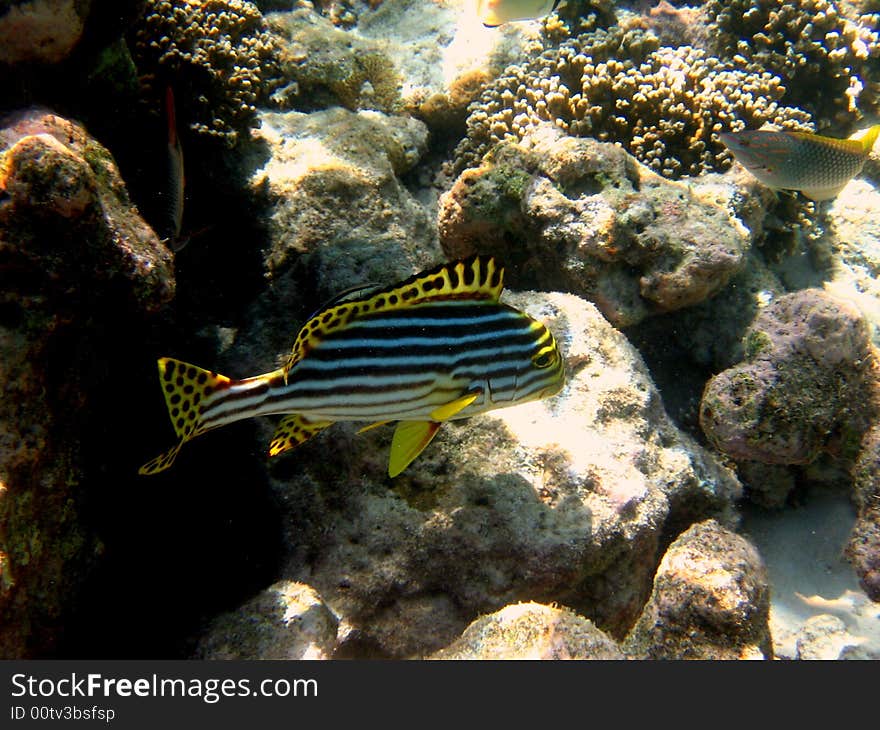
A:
440;123;755;327
453;23;813;178
623;520;773;659
703;0;880;126
0;108;175;657
131;0;283;146
195;580;339;659
700;289;878;465
430;602;625;660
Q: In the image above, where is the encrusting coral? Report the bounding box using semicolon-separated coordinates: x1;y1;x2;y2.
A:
453;24;813;178
131;0;283;146
266;8;402;114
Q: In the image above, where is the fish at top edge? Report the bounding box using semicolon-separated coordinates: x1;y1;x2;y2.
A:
719;125;880;201
139;256;566;479
477;0;562;27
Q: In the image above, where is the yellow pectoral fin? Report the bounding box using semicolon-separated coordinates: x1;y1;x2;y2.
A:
388;421;441;478
268;414;332;457
139;441;184;476
430;392;479;422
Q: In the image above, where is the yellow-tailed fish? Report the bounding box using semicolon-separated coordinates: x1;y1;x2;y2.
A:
719;125;880;201
139;256;565;478
477;0;561;27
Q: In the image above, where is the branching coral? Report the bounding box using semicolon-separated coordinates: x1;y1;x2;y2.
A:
131;0;283;146
703;0;880;126
454;26;812;178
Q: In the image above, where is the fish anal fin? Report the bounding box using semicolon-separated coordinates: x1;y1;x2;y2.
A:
139;441;184;475
430;392;479;422
802;183;848;201
268;414;332;457
389;421;441;478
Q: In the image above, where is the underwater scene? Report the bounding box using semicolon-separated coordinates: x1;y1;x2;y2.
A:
0;0;879;660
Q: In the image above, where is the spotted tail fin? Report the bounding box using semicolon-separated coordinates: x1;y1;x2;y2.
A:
139;357;232;475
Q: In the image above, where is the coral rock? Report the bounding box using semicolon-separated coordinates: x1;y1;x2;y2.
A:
194;581;339;660
431;602;624;660
252;106;434;293
439;123;752;327
847;422;880;600
0;0;91;65
700;289;877;465
0;108;175;657
623;520;773;659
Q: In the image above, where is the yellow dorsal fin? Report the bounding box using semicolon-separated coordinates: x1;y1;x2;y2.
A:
430;392;479;422
388;421;442;477
282;256;505;379
789;125;880;157
268;414;332;457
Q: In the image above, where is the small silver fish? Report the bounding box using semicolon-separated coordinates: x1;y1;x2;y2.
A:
477;0;561;27
719;125;880;201
164;85;185;249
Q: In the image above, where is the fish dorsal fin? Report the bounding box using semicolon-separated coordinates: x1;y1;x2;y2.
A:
855;124;880;154
787;129;874;157
282;256;505;379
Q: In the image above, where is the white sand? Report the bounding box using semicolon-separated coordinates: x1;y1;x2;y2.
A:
741;491;880;659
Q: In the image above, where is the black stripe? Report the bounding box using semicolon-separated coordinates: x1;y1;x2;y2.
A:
305;329;543;361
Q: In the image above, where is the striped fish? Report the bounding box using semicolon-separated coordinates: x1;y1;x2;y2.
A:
139;256;565;478
719;125;880;201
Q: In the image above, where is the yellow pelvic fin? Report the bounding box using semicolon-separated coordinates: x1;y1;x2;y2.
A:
357;420;391;434
139;440;184;476
430;392;479;422
282;256;505;378
268;414;332;457
388;421;442;478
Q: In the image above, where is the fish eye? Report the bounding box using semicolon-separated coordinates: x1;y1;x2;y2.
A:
532;351;555;368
